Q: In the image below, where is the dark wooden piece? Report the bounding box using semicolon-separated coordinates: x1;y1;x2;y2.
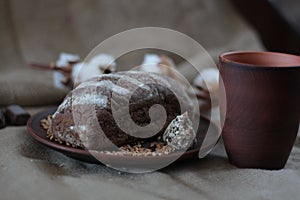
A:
0;108;6;129
219;51;300;169
6;105;30;126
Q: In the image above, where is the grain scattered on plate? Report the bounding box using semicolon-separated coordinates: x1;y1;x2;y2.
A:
40;116;175;157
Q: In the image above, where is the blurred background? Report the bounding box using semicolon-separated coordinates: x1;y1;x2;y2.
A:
0;0;299;106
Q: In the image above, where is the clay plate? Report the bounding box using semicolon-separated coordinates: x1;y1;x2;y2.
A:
27;108;219;170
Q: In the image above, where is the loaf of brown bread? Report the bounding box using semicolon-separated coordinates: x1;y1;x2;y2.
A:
50;71;194;150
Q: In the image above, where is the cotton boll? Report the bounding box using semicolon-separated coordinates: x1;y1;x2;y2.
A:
88;54;116;73
53;53;81;89
139;54;187;88
56;52;80;67
73;54;117;85
193;68;219;93
140;54;162;73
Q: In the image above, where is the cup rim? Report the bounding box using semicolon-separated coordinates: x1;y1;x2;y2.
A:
219;51;300;68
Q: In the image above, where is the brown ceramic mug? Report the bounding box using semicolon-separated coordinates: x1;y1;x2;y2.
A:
219;51;300;169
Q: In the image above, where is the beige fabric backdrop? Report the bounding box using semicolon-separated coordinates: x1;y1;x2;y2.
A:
0;0;263;106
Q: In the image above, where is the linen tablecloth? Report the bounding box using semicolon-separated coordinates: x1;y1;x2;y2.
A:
0;107;299;200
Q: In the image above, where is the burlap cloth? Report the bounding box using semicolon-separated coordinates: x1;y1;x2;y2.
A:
1;0;299;199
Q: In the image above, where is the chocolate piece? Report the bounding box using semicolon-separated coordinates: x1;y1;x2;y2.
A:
0;108;6;129
6;105;30;125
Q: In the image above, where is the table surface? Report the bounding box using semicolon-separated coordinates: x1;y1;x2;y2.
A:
0;107;299;200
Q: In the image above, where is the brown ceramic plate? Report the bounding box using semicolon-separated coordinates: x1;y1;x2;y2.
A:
27;108;219;170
